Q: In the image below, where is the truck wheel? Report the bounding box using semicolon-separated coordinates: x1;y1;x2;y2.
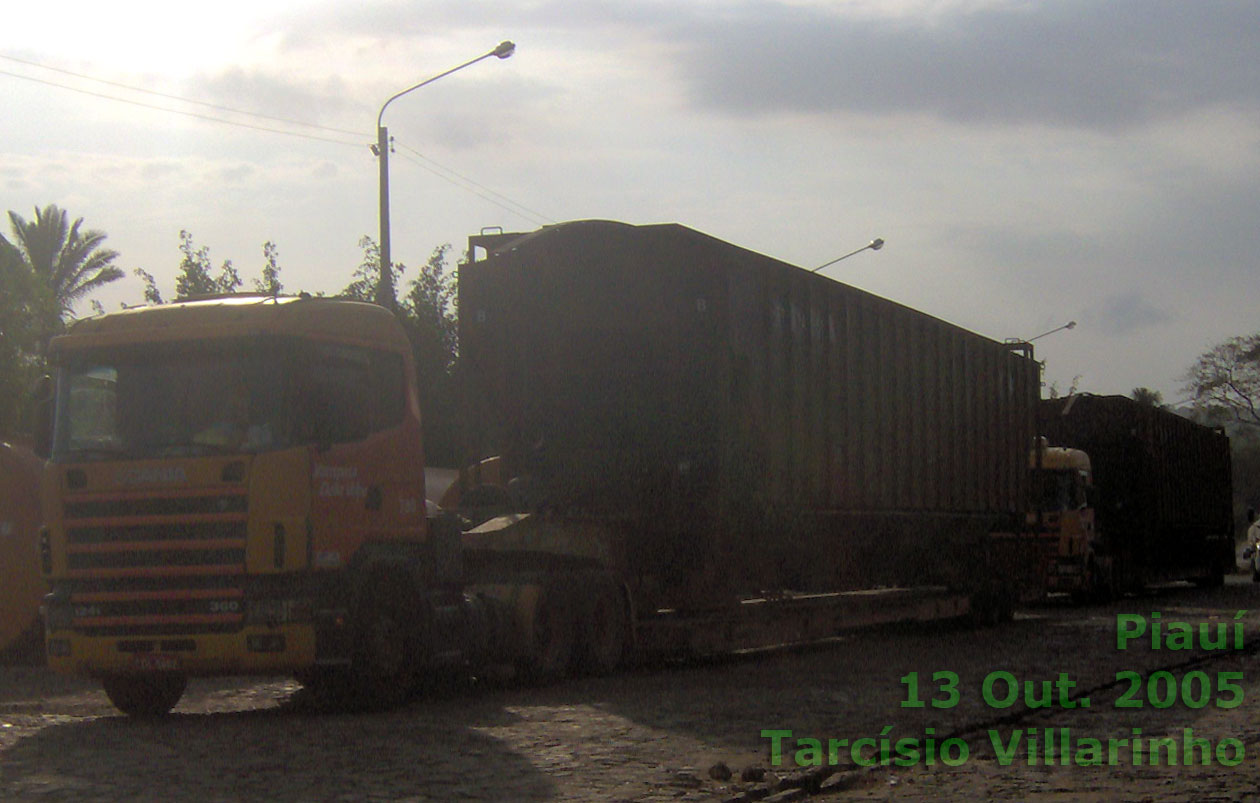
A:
1086;558;1116;603
294;666;354;707
517;585;575;683
576;583;627;675
1194;566;1225;589
968;589;1013;626
102;673;187;717
352;590;419;709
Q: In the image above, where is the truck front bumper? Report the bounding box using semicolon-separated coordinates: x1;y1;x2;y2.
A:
45;623;317;677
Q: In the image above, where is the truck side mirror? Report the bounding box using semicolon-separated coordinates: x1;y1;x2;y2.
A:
31;375;54;460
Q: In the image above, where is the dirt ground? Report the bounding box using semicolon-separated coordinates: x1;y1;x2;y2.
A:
3;577;1260;802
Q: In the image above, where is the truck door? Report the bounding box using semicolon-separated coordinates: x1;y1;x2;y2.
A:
295;342;427;568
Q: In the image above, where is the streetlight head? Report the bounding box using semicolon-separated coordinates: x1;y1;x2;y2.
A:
1065;320;1077;330
494;41;516;59
869;238;885;251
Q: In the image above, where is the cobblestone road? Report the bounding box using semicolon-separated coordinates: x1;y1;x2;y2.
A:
3;577;1260;801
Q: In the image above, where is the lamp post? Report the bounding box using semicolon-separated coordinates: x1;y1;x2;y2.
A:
374;40;516;308
1005;320;1077;363
811;238;884;274
1026;320;1076;342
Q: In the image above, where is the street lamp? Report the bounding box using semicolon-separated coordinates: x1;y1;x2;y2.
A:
374;40;516;308
1004;320;1077;362
1026;320;1076;342
811;238;884;274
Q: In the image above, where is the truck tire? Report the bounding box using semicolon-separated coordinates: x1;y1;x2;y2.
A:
1193;565;1225;589
576;582;627;676
102;673;187;717
351;586;421;709
517;585;575;683
968;589;1014;626
1074;557;1116;604
294;666;354;707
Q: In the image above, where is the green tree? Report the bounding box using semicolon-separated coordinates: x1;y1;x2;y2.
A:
1130;387;1164;407
0;239;41;435
342;236;402;304
1;204;123;345
254;241;283;296
133;268;166;305
1185;335;1260;539
135;233;279;304
401;244;461;465
402;243;458;373
1185;333;1260;428
173;230;241;299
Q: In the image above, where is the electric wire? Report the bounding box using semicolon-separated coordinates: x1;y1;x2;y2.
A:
0;67;362;148
0;52;365;139
1;54;554;230
394;141;555;226
391;145;553;227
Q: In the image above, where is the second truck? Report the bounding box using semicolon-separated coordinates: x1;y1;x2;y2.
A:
1031;393;1234;600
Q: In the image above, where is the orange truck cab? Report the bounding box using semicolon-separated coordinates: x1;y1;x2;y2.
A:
35;296;477;713
0;442;45;659
1029;438;1106;599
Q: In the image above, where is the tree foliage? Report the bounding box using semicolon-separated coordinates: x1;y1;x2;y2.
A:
341;236;402;304
174;230;242;300
401;243;458;374
0;239;42;435
1;204;123;345
0;204;123;436
1185;334;1260;536
135;233;277;304
1130;387;1164;407
254;241;283;296
1185;333;1260;428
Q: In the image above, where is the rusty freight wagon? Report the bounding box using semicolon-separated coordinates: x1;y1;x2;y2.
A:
456;220;1040;621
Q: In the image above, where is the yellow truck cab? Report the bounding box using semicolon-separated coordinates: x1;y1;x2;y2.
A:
37;295;443;713
1029;439;1106;599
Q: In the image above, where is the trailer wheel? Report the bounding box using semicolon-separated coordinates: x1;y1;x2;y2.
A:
517;585;575;683
294;666;354;707
1193;565;1225;589
1076;557;1116;604
576;583;627;675
968;589;1013;626
102;673;187;717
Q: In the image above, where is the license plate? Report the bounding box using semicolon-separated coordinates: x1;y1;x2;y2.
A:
132;653;180;672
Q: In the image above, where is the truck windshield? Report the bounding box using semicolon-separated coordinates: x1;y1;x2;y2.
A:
52;339;291;461
1031;469;1083;512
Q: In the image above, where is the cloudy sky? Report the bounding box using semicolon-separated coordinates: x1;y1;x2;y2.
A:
2;0;1257;402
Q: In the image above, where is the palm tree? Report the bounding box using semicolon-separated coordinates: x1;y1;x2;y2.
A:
2;204;124;339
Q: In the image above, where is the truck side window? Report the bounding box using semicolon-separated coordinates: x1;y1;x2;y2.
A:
373;352;405;430
294;345;406;445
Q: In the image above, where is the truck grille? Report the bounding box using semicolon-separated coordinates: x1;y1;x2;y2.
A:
62;488;248;636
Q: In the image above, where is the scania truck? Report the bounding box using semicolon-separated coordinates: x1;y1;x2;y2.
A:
1033;394;1233;599
35;296;523;713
